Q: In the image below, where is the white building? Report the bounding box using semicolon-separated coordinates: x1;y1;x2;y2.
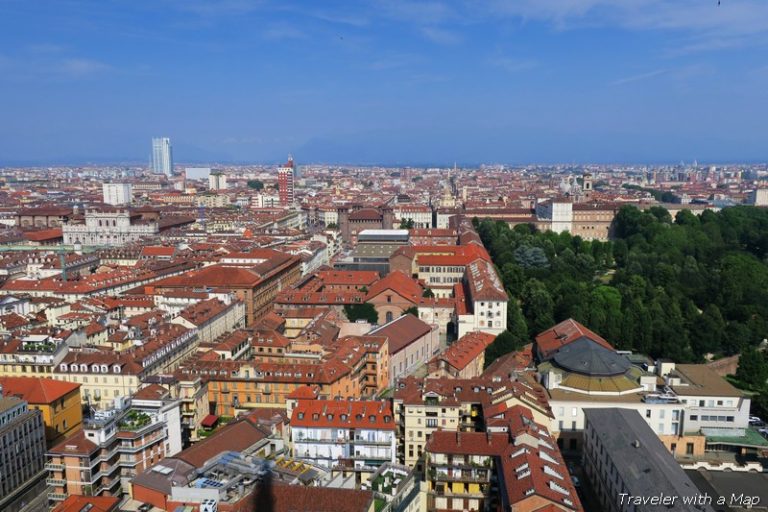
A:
62;209;158;246
208;172;227;190
151;137;174;176
748;188;768;206
536;319;751;454
290;399;397;472
103;183;133;206
536;198;573;233
185;167;211;181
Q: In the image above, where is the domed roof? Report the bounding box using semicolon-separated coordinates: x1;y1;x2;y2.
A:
552;337;630;376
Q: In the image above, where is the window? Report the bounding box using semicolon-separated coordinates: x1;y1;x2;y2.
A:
686;443;694;455
646;410;651;418
386;312;393;323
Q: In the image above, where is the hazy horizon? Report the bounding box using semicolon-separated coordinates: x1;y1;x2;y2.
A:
2;1;768;164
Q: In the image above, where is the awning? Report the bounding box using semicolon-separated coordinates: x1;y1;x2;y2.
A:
201;414;219;428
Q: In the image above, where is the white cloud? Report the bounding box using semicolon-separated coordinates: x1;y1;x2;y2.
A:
610;69;666;86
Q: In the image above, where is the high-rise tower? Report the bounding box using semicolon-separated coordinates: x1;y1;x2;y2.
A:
151;137;174;176
277;154;295;206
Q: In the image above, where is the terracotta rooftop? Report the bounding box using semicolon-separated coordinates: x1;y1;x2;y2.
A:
0;376;80;403
535;318;614;361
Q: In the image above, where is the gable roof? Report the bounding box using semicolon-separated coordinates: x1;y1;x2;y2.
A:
0;376;80;404
369;314;433;354
365;270;423;302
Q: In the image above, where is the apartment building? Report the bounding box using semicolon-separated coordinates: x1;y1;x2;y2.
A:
369;314;439;383
176;334;389;417
147;250;301;325
46;395;182;504
290;399;396;474
394;377;553;469
52;324;198;409
0;376;82;447
425;407;582;512
171;298;246;343
0;395;47;511
427;331;495;379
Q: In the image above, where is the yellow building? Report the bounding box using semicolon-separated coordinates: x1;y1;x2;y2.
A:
0;376;82;447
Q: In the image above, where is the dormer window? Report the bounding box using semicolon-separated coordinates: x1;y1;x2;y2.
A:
369;415;375;423
297;412;304;420
80;364;88;372
113;365;121;373
60;364;68;372
100;365;108;373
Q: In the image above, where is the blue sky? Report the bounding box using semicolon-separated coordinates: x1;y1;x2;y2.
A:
1;0;767;165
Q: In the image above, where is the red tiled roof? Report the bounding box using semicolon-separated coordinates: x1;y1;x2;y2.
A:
23;228;63;241
140;246;176;257
535;318;613;360
426;430;509;456
365;271;423;302
52;496;119;512
0;376;80;404
430;331;495;371
291;399;395;430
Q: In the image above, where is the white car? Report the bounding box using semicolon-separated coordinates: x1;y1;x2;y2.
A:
749;416;762;423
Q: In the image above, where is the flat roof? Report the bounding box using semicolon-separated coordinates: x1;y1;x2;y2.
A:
584;408;715;511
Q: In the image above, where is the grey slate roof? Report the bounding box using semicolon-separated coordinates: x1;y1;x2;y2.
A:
584;408;715;512
552;337;630;376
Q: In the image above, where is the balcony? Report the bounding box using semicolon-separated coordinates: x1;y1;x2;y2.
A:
45;462;65;471
46;478;67;486
353;437;393;446
48;493;68;502
433;472;490;483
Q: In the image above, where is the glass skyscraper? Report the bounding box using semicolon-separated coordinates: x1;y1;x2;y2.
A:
151;137;173;176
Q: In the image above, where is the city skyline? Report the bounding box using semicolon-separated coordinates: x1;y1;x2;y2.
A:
1;1;768;165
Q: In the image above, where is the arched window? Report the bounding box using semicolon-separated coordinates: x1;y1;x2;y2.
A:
386;311;393;323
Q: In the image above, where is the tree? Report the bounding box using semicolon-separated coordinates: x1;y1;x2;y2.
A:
422;288;435;298
521;279;555;338
507;301;528;342
326;222;338;230
404;306;419;317
735;347;768;389
484;331;522;369
513;245;549;269
399;218;415;229
344;303;378;324
247;180;264;190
